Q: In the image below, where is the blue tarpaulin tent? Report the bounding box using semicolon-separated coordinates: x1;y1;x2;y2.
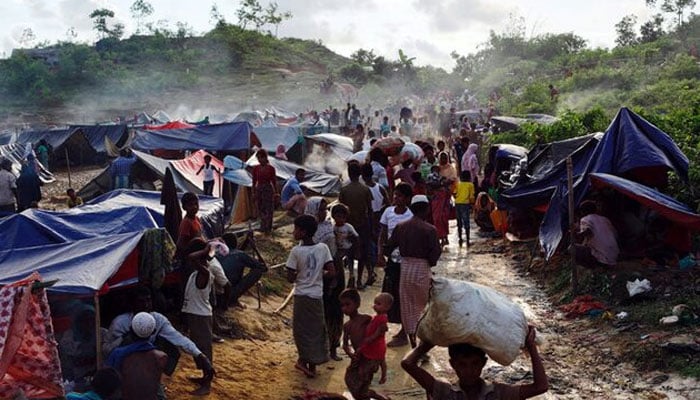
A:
70;124;128;153
132;122;252;151
539;108;690;259
0;190;224;293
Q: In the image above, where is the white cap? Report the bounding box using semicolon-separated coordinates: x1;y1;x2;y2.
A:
411;194;429;205
131;312;156;338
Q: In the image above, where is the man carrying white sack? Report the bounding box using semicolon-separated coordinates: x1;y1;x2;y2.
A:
401;326;549;400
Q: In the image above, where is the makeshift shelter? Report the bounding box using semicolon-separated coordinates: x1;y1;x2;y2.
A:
252;126;302;162
499;133;603;210
0;273;64;399
144;121;195;130
131;122;252;151
0;143;55;183
304;133;354;161
538;108;690;259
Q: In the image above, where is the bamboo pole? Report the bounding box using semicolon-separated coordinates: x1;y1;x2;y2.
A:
567;157;578;294
65;148;72;189
94;292;103;368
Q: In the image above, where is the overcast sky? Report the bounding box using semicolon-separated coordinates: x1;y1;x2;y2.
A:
1;0;698;69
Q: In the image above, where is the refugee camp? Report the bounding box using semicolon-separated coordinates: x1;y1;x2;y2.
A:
1;1;700;399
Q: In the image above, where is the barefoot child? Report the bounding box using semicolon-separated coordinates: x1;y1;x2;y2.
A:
341;290;391;400
401;326;548;400
332;203;360;288
287;215;336;378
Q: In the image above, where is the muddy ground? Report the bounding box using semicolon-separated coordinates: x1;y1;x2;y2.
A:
39;167;699;399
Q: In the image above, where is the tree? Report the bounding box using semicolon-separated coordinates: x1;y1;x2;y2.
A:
236;0;263;30
615;14;638;47
640;14;665;42
130;0;154;34
19;28;36;47
350;48;377;66
264;2;292;37
646;0;697;27
90;8;115;39
210;3;226;27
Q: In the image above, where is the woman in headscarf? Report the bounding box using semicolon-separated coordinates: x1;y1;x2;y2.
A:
16;159;42;211
461;143;480;188
252;151;277;234
431;152;456;246
304;197;344;361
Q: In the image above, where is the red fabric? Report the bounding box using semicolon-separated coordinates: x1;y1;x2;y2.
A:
106;248;140;290
144;121;195;130
0;273;64;399
360;314;388;360
560;295;607;318
430;189;451;238
171;150;224;196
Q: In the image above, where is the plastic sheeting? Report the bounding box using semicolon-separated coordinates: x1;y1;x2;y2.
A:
252;126;300;153
0;233;145;293
304;133;354;160
589;173;700;230
245;156;341;195
0;143;55;183
540;108;690;259
132;122;252;151
69;125;128;153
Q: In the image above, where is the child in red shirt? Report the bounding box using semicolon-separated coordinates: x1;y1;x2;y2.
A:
345;292;392;400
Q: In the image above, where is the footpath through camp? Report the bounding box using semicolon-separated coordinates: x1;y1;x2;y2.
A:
155;221;698;400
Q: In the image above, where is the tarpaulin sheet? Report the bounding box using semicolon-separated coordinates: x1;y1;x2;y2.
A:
0;233;145;293
223;155;253;187
132;122;252;151
525;133;603;181
304;133;354;160
87;189;225;238
0;206;159;251
69;124;128;153
494;144;528;161
0;143;55;183
246;156;341;195
170;150;225;197
589;173;700;230
499;135;600;210
15;127;79;150
252;126;299;153
540;108;690;259
144;121;195;130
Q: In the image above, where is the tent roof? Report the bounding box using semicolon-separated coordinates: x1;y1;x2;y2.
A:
144;121;195;130
132;122;252;151
69;124;128;153
589;173;700;230
0;143;55;183
244;156;341;195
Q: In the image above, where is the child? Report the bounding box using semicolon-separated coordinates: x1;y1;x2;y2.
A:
66;188;83;208
176;192;203;259
358;293;392;385
454;170;475;246
196;155;220;196
332;203;360;289
426;165;444;190
361;164;389;287
66;367;121;400
287;215;335;378
401;327;548;400
341;290;390;400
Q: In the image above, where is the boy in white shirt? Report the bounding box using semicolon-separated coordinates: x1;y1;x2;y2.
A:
332;203;360;288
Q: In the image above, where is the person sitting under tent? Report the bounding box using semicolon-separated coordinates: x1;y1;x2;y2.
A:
109;149;137;190
281;168;308;216
218;233;268;308
105;287;215;396
573;200;619;268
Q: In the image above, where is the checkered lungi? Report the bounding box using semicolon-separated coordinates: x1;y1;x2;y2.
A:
399;256;432;335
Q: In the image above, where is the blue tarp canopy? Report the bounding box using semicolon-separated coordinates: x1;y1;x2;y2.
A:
70;124;128;153
0;143;55;183
245;156;342;195
15;127;79;150
589;173;700;230
494;144;528;161
0;232;145;293
132;122;252;151
0;190;224;293
540;108;690;259
499;134;602;210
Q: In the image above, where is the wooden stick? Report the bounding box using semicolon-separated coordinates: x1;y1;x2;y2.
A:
274;285;294;314
65;148;72;189
94;292;102;368
567;156;578;294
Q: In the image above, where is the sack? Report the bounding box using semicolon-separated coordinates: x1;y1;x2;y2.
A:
416;277;528;365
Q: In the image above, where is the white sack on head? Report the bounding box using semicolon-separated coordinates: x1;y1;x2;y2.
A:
416;277;529;365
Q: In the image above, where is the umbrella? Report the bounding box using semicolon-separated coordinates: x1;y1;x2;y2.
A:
399;142;424;163
372;137;405;156
347;150;369;163
160;167;182;241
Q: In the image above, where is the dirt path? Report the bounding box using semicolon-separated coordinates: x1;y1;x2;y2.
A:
166;221;699;400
